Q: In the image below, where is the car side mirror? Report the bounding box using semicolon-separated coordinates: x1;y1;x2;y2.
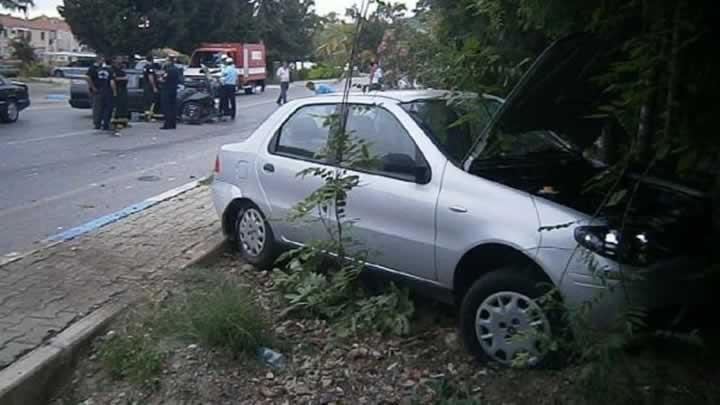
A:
414;165;431;184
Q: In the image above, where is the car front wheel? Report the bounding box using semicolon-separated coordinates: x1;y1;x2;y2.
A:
235;204;276;269
459;269;561;368
180;101;204;125
1;100;19;123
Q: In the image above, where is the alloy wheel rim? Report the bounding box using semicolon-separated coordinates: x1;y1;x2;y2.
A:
239;208;266;257
475;291;551;366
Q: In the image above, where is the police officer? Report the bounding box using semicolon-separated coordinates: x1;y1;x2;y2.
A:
142;55;160;120
87;58;116;132
160;56;181;130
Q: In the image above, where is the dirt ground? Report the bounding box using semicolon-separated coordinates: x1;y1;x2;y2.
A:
52;253;720;405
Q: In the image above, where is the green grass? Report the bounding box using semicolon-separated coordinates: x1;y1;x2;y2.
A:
98;333;164;385
161;270;272;356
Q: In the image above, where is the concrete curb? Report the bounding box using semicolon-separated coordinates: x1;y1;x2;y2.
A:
0;231;228;405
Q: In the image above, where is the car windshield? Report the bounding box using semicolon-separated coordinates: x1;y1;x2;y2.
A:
401;97;500;163
190;51;228;68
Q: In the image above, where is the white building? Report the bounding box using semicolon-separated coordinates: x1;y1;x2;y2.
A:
0;14;83;59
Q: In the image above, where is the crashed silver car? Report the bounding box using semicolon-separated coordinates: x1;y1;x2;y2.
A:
211;34;712;366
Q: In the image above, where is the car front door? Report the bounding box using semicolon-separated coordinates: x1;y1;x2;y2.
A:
257;103;338;245
339;103;444;281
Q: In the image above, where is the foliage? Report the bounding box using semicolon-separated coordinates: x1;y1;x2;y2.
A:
20;62;49;77
99;332;164;385
59;0;173;56
306;64;343;80
60;0;319;63
161;271;272;356
346;282;415;337
313;1;409;69
10;36;36;65
411;378;482;405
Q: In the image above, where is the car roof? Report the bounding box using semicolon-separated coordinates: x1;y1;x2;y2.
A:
308;89;457;104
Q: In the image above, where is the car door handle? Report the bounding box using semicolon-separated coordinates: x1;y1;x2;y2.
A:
262;163;275;173
449;205;468;213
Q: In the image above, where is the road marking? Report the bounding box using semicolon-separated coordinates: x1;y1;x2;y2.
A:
48;178;205;242
27;104;71;111
2;129;97;146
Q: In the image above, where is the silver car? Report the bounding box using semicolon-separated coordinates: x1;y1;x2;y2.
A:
211;35;710;366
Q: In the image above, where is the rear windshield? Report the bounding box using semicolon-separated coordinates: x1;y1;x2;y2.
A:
402;97;500;163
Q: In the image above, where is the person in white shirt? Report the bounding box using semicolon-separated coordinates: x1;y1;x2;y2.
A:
276;62;291;105
369;62;383;91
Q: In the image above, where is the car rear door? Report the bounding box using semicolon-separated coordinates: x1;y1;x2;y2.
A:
257;103;338;245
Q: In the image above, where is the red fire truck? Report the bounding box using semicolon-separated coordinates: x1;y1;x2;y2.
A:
188;42;267;94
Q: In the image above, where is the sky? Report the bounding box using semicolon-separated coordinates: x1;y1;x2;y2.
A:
9;0;418;18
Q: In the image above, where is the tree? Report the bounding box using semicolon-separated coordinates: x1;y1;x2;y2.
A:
256;0;320;63
59;0;173;56
10;36;35;64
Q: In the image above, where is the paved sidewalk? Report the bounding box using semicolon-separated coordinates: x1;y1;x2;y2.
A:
0;185;219;369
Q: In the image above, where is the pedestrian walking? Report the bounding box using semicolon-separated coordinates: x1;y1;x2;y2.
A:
160;57;181;130
111;58;129;133
142;55;160;121
220;56;238;119
87;57;116;132
276;61;290;105
369;61;383;91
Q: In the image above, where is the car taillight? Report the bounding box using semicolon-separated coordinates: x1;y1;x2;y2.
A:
214;155;221;173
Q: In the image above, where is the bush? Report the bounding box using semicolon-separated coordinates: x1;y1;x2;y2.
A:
273;250;415;337
20;62;50;78
99;332;164;385
163;272;272;356
307;65;343;80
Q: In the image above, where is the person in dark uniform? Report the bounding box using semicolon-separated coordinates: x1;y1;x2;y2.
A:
90;58;116;132
160;57;181;130
142;55;160;120
86;55;103;129
111;58;129;132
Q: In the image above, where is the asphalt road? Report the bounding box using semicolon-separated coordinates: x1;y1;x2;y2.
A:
0;82;313;256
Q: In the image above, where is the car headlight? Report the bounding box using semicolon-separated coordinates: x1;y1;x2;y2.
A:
574;226;658;267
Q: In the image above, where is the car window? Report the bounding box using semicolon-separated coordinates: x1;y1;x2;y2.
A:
402;97;497;164
274;104;336;161
346;105;424;181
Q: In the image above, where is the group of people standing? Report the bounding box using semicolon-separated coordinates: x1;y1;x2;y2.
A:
86;55;182;135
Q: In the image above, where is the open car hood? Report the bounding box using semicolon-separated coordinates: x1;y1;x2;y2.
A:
466;33;613;164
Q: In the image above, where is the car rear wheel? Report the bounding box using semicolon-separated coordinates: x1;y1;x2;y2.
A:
459;268;562;368
1;100;19;123
244;86;254;95
235;204;276;269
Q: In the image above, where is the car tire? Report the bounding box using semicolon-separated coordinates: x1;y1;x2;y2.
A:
235;203;276;269
244;87;253;95
459;268;564;368
180;101;204;125
0;100;19;123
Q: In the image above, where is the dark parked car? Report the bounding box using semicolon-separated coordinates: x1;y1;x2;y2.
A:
70;69;219;124
0;74;30;123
